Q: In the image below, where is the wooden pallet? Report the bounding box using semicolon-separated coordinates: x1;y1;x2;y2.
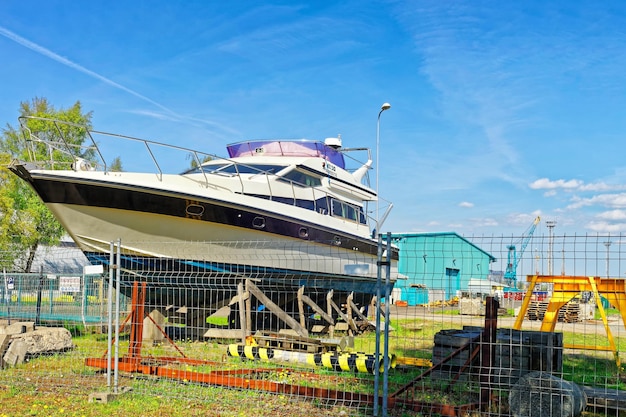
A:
526;301;589;323
251;331;347;353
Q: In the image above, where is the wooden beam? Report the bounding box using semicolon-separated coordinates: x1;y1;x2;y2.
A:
245;280;252;334
329;297;358;333
301;294;334;324
346;292;354;336
297;287;306;328
204;328;247;339
327;290;335;338
237;282;247;344
349;298;371;323
246;281;308;338
228;290;249;306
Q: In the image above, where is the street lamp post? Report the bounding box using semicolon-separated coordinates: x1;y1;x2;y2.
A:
373;103;390;416
376;102;391;238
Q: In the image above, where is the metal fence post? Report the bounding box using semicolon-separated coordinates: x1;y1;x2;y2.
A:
3;269;11;324
373;233;383;416
35;265;44;326
106;241;114;389
81;270;87;330
114;239;121;393
382;232;392;415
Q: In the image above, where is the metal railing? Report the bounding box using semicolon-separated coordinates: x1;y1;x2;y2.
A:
17;116;383;234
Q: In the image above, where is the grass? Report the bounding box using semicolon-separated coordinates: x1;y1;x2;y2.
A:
595;307;621;320
0;314;624;416
0;383;359;417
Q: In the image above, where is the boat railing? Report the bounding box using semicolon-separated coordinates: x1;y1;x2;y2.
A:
18;116;217;185
19;116;106;171
17;116;383;233
17;116;319;197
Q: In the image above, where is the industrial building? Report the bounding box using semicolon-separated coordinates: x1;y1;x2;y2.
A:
390;232;497;305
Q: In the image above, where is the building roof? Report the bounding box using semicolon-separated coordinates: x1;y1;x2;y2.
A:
30;239;90;274
390;231;497;263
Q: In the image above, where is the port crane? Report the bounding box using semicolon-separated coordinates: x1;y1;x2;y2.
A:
504;216;541;284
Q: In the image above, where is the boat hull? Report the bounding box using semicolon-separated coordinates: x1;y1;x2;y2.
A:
12;167;398;310
48;202;387;279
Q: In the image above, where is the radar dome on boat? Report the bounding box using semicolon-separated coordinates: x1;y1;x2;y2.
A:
324;136;342;149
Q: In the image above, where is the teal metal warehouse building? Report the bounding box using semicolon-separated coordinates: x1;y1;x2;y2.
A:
390;232;497;306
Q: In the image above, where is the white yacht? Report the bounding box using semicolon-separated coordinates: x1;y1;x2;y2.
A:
9;116;398;314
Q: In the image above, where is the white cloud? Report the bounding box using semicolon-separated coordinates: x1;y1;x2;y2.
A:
529;178;582;190
596;209;626;220
507;212;542;227
530;177;626;193
578;182;625;192
568;193;626;209
586;221;626;233
459;201;474;208
471;218;499;227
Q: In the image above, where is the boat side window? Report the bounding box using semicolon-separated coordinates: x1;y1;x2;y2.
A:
183;163;286;176
182;163;230;175
231;164;287;175
344;204;357;222
295;200;315;210
316;196;329;215
279;169;322;187
332;199;344;218
358;207;367;224
331;198;363;223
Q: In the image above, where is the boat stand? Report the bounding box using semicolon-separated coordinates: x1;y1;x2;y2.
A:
84;281;483;416
204;280;376;344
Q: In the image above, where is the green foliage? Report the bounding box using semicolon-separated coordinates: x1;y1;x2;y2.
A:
0;97;93;272
1;98;93;164
109;156;123;172
187;152;212;169
595;307;620;319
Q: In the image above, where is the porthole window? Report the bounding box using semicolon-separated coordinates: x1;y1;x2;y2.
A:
185;204;205;216
299;227;309;239
253;217;266;229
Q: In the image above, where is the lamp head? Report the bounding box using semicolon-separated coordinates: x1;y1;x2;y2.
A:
381;103;391;111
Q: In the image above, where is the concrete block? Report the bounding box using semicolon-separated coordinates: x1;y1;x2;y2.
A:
142;309;166;345
335;322;349;331
3;340;28;366
0;321;35;335
88;392;114;404
88;386;131;403
11;327;73;355
459;298;485;316
0;334;11;368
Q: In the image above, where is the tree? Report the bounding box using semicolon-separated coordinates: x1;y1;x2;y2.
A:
109;156;123;172
187;153;212;169
0;97;93;272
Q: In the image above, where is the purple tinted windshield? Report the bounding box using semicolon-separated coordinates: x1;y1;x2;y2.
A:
227;140;345;169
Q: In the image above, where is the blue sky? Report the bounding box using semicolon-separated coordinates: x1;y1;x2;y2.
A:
2;1;626;238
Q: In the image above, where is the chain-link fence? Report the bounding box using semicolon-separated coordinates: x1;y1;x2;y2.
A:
1;234;625;416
